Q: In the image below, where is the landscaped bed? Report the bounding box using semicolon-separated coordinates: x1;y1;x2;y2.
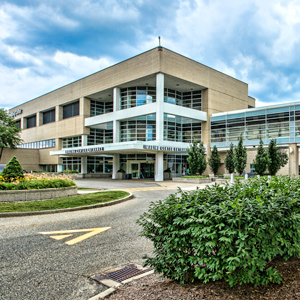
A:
0;190;130;212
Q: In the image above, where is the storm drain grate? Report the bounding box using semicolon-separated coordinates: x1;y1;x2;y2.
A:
93;264;153;283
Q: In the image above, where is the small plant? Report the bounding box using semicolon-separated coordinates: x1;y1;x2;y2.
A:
1;156;24;180
137;176;300;287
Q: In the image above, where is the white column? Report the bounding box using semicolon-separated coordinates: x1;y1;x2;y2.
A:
82;135;88;146
112;154;120;179
156;73;164;142
155;152;164;181
57;164;63;172
81;156;87;174
113;87;120;143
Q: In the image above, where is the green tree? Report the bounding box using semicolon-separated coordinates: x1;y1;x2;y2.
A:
252;137;269;175
187;139;207;175
208;145;221;176
278;149;289;168
0;109;22;161
267;139;288;175
225;143;235;174
234;135;247;176
1;156;24;180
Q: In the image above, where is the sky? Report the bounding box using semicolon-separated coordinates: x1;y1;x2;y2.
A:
1;0;300;109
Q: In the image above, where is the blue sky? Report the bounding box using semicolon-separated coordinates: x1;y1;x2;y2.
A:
1;0;300;109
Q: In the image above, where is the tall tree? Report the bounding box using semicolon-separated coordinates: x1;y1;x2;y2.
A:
252;137;269;175
267;139;288;175
234;135;247;176
208;145;221;176
187;139;207;175
0;109;22;161
225;143;235;174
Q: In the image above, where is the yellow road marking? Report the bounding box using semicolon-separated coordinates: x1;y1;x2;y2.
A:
39;227;111;245
50;234;72;240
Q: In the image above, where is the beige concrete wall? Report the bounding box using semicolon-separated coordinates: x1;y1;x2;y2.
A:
0;148;40;172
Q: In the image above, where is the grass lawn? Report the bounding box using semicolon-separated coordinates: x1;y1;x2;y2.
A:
0;191;130;213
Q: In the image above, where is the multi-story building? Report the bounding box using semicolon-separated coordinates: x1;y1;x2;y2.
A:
7;46;288;181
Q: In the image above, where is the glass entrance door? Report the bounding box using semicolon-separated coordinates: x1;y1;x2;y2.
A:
140;163;155;179
131;163;139;179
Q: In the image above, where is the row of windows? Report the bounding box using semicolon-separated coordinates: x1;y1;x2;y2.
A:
17;101;80;129
164;114;201;142
62;156;113;173
120;86;156;110
164;154;188;177
88;128;113;145
62;136;82;148
120;114;156;142
164;89;202;110
18;139;56;149
62;157;81;172
211;108;300;144
90;100;113;116
87;156;113;173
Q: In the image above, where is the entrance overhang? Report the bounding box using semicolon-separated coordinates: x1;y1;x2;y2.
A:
50;141;191;157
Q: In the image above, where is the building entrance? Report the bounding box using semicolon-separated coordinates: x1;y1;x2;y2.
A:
130;162;154;179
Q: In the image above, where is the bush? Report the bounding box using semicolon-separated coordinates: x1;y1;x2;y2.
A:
1;156;24;180
137;176;300;286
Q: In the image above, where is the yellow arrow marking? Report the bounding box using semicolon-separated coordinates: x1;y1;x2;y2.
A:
50;234;73;241
39;227;111;245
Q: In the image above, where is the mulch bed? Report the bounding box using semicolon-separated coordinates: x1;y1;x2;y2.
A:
107;257;300;300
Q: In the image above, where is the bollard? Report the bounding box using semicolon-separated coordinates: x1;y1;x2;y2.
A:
245;173;248;180
231;173;234;184
257;175;260;179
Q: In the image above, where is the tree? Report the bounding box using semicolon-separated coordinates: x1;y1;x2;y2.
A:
252;137;269;175
225;143;235;174
278;149;289;168
1;156;24;180
267;139;288;175
208;145;221;176
0;109;22;161
234;135;247;176
187;139;207;175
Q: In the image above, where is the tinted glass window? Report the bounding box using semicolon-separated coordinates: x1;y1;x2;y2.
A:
27;115;36;128
63;101;79;119
43;109;55;124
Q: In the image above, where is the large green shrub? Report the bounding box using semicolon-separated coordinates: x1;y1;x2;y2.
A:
137;176;300;286
1;156;24;180
186;139;207;175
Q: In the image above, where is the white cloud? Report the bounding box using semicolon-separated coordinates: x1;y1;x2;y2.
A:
0;50;114;109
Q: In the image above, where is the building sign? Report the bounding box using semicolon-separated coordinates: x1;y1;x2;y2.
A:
9;109;23;117
65;147;104;154
143;145;187;152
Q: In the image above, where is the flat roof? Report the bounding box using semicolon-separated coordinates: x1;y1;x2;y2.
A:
212;99;300;117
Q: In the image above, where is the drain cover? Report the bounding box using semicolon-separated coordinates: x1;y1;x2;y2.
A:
93;264;153;283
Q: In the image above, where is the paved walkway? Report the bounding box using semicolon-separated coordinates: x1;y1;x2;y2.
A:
76;178;214;193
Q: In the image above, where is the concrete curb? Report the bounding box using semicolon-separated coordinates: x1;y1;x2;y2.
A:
0;192;133;218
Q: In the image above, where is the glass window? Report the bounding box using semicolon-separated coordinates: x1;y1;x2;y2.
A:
27;115;36;128
43;109;55;124
63;101;79;119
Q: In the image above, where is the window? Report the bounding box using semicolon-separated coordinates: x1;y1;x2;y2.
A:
120;86;156;109
63;101;79;119
27;115;36;128
15;119;21;129
62;136;82;148
43;109;55;124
